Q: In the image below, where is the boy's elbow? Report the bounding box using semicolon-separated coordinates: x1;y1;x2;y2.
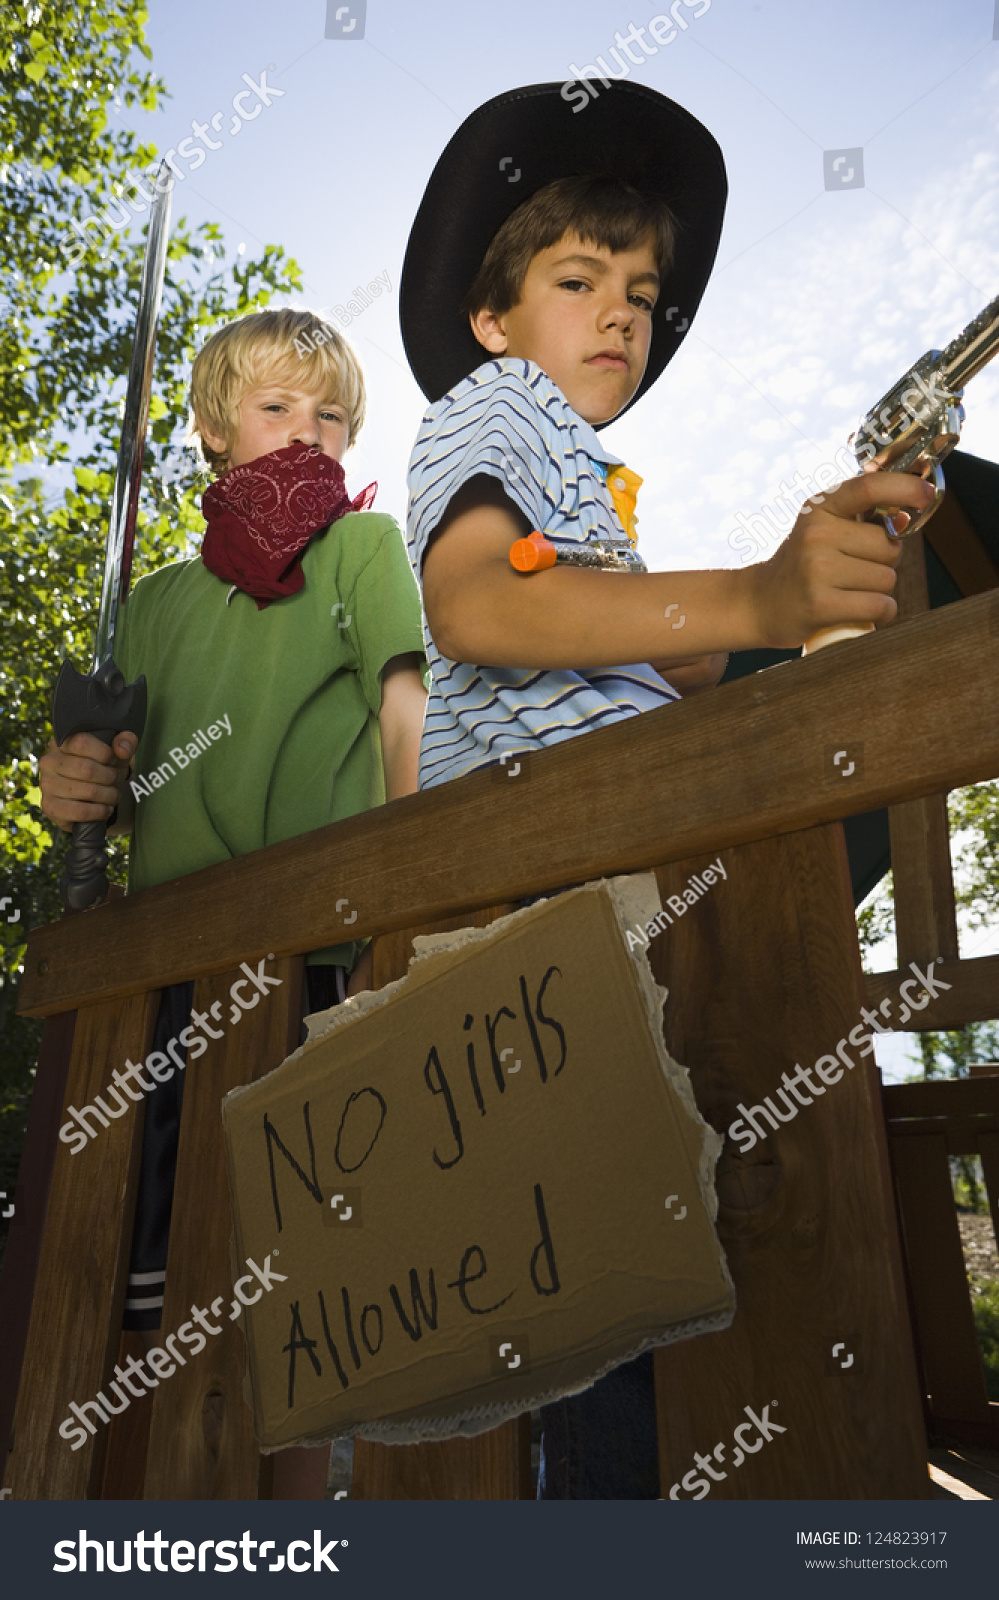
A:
424;595;466;663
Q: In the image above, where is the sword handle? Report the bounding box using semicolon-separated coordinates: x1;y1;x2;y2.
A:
62;731;116;912
52;656;147;913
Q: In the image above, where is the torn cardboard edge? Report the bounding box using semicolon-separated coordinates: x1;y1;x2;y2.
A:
313;1306;733;1449
225;873;734;1449
249;1315;734;1451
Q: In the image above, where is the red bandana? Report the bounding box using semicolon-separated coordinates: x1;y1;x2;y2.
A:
200;444;377;609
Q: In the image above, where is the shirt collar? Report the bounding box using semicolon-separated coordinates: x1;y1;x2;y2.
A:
494;358;625;468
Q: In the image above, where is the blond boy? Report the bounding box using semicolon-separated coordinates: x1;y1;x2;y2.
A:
40;308;426;1496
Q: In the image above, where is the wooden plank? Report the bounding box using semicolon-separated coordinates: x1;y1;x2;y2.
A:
885;534;960;968
142;958;302;1500
889;1117;999;1152
4;992;155;1499
866;955;999;1030
653;826;930;1498
924;489;999;596
351;905;532;1503
352;1415;532;1501
890;1134;992;1424
889;794;959;968
99;1332;153;1500
883;1077;999;1122
19;591;999;1019
0;1009;76;1486
890;527;931;619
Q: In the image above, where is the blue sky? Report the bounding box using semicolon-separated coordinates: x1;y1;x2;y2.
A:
128;0;999;538
114;0;999;1079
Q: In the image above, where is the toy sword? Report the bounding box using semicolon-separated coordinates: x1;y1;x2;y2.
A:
52;162;173;910
803;288;999;653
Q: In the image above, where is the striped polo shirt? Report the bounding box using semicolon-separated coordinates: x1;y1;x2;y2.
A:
406;357;679;789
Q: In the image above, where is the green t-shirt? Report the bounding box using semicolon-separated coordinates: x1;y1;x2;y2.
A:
116;510;425;965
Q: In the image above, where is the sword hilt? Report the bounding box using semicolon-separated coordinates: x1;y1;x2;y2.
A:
52;657;147;912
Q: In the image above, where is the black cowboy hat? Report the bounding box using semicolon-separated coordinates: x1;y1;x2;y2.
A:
400;80;727;424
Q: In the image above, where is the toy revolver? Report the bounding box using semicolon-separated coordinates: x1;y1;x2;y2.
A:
509;530;647;574
804;288;999;652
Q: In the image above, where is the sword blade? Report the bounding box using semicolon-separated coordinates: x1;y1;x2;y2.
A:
91;161;174;670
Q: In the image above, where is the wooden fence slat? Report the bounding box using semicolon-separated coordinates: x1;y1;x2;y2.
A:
141;958;302;1500
18;591;999;1018
652;826;930;1499
889;795;960;969
351;905;532;1502
99;1332;154;1500
0;1008;76;1485
886;535;960;972
4;992;155;1499
890;1134;991;1423
352;1416;532;1500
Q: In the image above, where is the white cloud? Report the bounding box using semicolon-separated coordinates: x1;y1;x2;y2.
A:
600;71;999;574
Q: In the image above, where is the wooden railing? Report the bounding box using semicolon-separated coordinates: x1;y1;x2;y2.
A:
0;589;996;1501
16;591;999;1017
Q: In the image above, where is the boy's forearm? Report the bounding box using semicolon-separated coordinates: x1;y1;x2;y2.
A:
423;470;920;668
427;540;762;668
378;657;427;800
382;732;421;801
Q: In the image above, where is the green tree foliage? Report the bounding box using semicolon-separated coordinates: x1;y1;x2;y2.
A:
915;1023;999;1214
0;3;301;1246
972;1278;999;1401
856;783;999;1101
856;869;895;959
949;780;999;930
1;2;164;463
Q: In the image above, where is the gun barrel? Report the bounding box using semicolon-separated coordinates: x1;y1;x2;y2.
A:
941;291;999;390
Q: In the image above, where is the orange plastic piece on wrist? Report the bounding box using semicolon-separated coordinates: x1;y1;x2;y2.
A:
510;530;557;572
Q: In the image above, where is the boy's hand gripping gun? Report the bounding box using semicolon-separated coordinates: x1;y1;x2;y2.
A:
804;289;999;653
51;164;173;909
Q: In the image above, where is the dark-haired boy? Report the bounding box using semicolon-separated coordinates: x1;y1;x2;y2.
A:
400;82;933;1496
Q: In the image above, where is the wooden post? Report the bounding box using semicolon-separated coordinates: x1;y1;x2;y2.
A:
0;1009;77;1485
887;532;959;967
5;993;156;1499
652;826;931;1498
923;488;999;597
142;958;302;1500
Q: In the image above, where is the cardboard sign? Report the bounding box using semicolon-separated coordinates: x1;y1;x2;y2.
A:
222;876;734;1449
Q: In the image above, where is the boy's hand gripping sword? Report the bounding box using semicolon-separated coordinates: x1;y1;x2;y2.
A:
803;289;999;653
52;164;173;910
